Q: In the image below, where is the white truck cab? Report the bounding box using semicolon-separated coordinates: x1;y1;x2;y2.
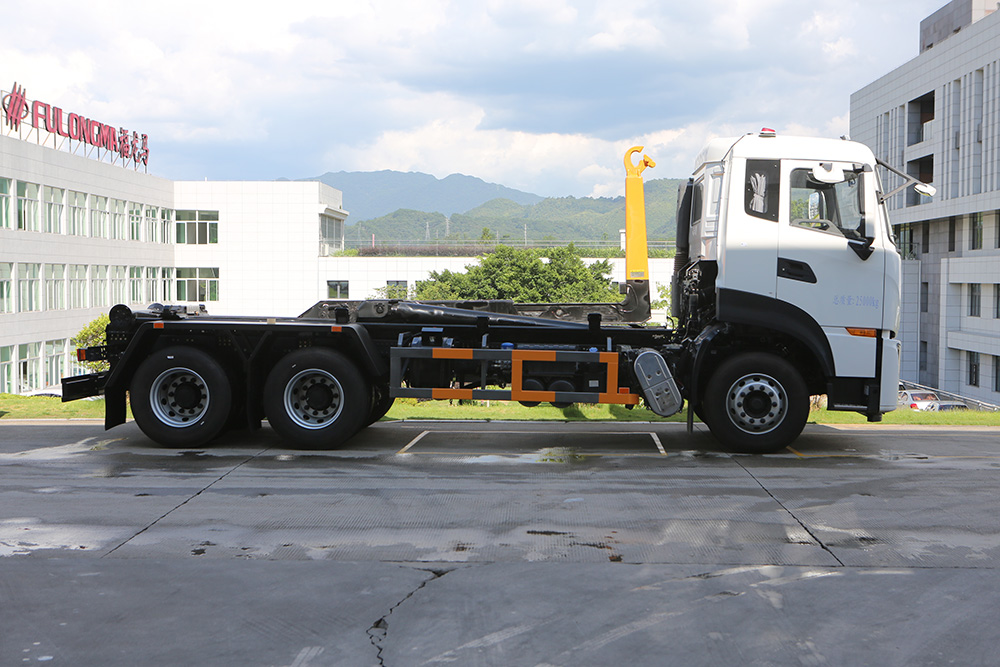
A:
674;132;905;446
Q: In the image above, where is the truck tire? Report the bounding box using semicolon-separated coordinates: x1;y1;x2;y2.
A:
130;346;233;447
263;348;370;449
702;352;808;453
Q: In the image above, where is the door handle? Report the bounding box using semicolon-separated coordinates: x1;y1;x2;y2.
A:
777;257;817;284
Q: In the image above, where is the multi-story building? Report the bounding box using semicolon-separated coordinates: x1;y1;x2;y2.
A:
1;81;347;394
850;0;1000;403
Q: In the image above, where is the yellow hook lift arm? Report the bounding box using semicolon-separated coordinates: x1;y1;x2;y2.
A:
624;146;655;282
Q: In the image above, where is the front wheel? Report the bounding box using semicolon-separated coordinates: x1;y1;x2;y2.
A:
130;346;233;447
263;348;370;449
701;353;808;454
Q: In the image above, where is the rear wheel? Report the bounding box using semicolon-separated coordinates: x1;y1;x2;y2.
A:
702;352;808;454
263;348;370;449
130;346;233;447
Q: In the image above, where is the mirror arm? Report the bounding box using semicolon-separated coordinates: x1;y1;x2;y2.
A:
876;158;934;203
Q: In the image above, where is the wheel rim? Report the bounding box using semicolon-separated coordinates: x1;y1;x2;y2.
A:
283;368;344;430
724;372;786;435
149;367;211;428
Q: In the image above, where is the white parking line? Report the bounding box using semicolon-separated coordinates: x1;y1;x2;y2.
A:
397;430;430;454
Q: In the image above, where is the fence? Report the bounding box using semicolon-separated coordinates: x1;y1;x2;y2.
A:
337;239;676;257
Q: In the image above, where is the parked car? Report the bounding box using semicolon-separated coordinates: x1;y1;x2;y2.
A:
898;389;968;411
898;390;941;411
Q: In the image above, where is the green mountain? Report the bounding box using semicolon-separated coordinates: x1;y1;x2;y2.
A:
306;170;544;221
347;177;685;245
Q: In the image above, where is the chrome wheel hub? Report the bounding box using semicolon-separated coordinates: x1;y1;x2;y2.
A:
150;367;210;427
284;369;343;429
725;372;786;435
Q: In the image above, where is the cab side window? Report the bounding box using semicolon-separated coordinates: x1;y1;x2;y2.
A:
744;160;780;222
789;168;864;240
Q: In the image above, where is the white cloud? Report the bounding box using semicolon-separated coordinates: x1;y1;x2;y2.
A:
0;0;947;195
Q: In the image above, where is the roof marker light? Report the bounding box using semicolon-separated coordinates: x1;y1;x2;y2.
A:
759;128;777;137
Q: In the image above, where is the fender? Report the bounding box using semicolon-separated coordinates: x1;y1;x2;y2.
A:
716;288;836;377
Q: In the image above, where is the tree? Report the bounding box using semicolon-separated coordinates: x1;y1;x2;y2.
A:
71;314;110;372
414;245;620;303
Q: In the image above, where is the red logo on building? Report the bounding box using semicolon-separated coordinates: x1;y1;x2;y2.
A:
2;82;29;131
2;80;150;168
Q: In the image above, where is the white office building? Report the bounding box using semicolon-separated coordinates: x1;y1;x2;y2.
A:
1;82;347;394
850;0;1000;404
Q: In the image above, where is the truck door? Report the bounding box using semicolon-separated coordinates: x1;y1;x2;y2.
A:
776;160;886;378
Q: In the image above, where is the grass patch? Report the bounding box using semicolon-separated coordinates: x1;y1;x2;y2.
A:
0;394;111;420
4;393;998;426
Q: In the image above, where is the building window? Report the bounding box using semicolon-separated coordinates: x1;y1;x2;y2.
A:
144;206;159;244
995;284;1000;319
45;264;65;310
69;265;88;309
91;266;107;308
18;342;41;393
129;266;144;304
110;266;127;305
129;203;142;241
176;267;220;302
920;282;929;313
160;209;174;245
898;224;914;257
968;351;980;387
385;280;408;299
969;284;981;317
0;263;12;313
44;340;65;388
919;341;928;372
995;211;1000;249
995;356;1000;392
0;345;13;393
160;268;174;303
970;212;983;250
66;191;87;236
17;263;41;312
320;214;344;255
44;186;64;234
948;217;956;252
327;280;349;299
111;199;127;240
176;211;219;244
17;181;40;231
90;195;109;238
921;222;929;253
0;178;10;229
146;267;159;303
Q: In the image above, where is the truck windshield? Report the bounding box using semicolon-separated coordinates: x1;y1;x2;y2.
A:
790;169;864;240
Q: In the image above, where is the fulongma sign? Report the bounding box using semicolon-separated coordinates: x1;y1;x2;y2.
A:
1;81;149;169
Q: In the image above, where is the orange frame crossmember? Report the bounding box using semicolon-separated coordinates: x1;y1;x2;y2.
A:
389;346;641;407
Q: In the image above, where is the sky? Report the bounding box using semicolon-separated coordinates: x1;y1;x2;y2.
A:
1;0;947;199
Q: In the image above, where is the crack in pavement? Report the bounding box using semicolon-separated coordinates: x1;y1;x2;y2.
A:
100;448;270;558
731;455;846;567
367;566;458;667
